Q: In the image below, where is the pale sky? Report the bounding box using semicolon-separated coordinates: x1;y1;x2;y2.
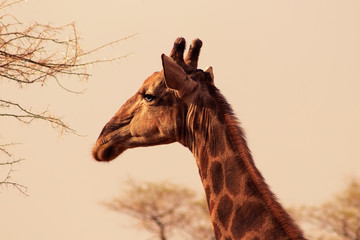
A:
1;0;360;239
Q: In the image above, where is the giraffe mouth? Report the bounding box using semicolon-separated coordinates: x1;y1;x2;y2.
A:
92;118;132;162
92;136;127;162
92;141;125;162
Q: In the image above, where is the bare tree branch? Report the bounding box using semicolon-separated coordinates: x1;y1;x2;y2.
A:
0;159;27;195
0;18;136;90
0;0;24;10
0;142;27;195
0;99;77;135
0;0;136;195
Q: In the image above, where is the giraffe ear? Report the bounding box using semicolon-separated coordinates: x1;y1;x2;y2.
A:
205;66;214;83
162;54;198;97
161;54;188;92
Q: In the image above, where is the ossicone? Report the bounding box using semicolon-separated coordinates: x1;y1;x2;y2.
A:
169;37;203;71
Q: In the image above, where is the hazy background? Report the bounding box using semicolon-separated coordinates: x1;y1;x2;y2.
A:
1;0;359;239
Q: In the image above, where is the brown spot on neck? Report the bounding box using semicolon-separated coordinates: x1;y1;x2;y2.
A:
210;161;224;195
231;201;267;239
217;194;233;230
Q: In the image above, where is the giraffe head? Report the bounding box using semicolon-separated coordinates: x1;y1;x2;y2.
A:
92;38;214;162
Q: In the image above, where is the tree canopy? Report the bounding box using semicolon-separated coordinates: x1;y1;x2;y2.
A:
293;176;360;240
103;179;214;240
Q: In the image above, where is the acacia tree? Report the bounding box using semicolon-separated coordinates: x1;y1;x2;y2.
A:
182;198;215;240
103;179;214;240
293;177;360;240
0;0;134;194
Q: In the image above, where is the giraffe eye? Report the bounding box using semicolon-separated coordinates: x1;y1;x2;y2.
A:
144;94;155;102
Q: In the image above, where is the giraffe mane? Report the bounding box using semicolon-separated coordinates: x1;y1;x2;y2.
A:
207;84;306;240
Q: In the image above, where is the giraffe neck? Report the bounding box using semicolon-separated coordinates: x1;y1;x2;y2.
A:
194;128;289;240
179;90;306;240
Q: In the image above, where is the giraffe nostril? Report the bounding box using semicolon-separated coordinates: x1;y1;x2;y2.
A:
98;117;133;139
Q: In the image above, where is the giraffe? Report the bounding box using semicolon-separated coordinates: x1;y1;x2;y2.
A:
92;37;307;240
